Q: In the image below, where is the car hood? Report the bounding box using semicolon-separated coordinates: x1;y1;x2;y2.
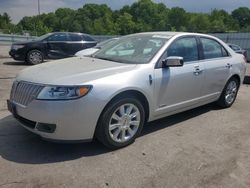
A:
12;40;40;45
16;57;137;85
75;48;99;57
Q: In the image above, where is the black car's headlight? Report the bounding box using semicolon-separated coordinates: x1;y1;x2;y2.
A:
37;86;92;100
12;45;25;50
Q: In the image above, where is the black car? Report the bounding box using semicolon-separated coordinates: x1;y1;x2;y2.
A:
9;32;97;65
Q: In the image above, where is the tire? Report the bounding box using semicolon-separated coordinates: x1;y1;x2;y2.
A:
27;50;44;65
95;97;145;149
217;77;240;108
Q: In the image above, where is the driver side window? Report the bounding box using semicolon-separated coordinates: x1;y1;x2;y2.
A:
47;33;68;42
167;37;199;62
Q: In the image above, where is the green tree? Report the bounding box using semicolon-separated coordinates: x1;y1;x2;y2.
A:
168;7;188;31
116;12;136;35
2;12;11;23
0;12;13;33
232;7;250;28
187;13;210;32
210;9;239;31
54;8;76;31
42;13;59;31
18;16;52;35
3;0;250;35
75;4;115;34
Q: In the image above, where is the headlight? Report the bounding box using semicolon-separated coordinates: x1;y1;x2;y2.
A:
37;85;92;100
12;45;25;50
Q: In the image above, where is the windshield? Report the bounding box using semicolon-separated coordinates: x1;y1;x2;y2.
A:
34;33;52;41
96;38;118;48
93;34;169;64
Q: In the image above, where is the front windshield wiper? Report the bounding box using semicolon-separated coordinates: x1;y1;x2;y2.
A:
92;56;116;62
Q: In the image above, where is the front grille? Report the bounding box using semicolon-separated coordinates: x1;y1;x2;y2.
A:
10;81;44;106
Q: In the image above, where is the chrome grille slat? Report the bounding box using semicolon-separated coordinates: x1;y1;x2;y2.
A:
10;81;17;100
10;81;44;106
17;82;25;103
18;83;25;105
22;84;30;105
27;85;35;105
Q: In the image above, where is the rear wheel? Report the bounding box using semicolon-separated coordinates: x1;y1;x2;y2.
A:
27;50;44;65
95;97;145;149
217;77;240;108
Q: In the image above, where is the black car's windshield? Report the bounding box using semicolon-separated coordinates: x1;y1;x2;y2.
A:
93;34;169;64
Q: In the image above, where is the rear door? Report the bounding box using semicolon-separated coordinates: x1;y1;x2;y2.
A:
68;33;84;55
46;33;69;59
82;35;97;49
199;37;231;99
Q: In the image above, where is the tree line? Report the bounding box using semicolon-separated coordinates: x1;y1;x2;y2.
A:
1;0;250;36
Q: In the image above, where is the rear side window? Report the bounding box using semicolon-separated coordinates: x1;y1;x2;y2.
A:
83;35;95;42
47;33;68;42
167;37;199;62
69;34;82;41
201;38;229;59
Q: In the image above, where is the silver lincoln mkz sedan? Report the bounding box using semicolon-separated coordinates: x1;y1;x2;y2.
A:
8;32;246;149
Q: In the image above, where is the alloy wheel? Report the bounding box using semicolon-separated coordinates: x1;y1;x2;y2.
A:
29;51;43;64
108;103;141;143
225;80;238;105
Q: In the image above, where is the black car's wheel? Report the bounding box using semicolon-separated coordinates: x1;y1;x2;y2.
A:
95;97;145;149
27;50;44;65
217;77;240;108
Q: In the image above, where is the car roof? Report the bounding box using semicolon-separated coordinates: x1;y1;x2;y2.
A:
128;32;184;37
136;31;185;35
127;32;217;39
50;32;90;36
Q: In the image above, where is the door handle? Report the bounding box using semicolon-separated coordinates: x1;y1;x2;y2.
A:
226;63;232;68
193;66;203;76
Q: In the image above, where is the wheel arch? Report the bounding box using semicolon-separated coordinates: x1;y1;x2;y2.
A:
26;48;44;60
97;89;150;127
230;74;241;84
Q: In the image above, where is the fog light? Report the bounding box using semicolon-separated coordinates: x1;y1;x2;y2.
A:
36;123;56;133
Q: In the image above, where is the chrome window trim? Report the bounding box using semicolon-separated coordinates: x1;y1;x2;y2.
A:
199;36;232;59
154;35;200;69
47;41;96;44
198;56;233;63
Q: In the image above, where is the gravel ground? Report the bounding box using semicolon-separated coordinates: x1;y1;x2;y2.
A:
0;45;11;58
0;58;250;188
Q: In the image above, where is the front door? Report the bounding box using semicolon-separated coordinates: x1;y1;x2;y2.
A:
154;37;205;116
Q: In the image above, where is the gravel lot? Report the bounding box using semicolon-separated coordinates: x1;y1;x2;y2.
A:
0;45;11;58
0;57;250;188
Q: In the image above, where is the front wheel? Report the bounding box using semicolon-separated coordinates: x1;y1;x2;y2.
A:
95;97;145;149
27;50;44;65
217;77;240;108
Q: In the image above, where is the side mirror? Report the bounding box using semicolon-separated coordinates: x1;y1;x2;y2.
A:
162;56;184;67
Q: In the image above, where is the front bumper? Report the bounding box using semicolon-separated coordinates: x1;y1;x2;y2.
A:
9;49;26;61
7;94;105;142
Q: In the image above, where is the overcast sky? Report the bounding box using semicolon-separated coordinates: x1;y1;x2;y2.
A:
0;0;250;24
